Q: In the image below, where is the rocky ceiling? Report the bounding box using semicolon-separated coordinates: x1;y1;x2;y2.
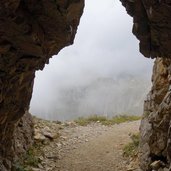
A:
121;0;171;58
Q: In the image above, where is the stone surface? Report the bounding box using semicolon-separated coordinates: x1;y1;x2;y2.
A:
150;160;164;170
0;0;84;169
158;168;169;171
34;120;60;141
139;58;171;171
121;0;171;58
14;111;34;161
0;111;34;171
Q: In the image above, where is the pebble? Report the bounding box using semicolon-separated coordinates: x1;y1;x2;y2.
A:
150;160;165;170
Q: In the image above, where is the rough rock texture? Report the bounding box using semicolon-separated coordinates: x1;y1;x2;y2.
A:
140;58;171;171
13;112;34;162
121;0;171;58
0;112;34;171
119;1;171;170
0;0;84;170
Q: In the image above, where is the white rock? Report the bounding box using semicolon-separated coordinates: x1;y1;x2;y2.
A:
150;160;162;170
34;133;46;141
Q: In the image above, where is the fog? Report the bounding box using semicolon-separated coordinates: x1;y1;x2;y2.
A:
30;0;153;121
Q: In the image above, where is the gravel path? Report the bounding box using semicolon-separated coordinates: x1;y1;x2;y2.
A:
33;120;140;171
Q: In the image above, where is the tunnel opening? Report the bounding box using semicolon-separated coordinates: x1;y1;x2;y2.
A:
30;0;153;122
26;2;154;169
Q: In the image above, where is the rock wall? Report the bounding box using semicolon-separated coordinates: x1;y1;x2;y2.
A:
0;0;84;170
121;0;171;58
120;1;171;170
140;58;171;171
0;112;34;171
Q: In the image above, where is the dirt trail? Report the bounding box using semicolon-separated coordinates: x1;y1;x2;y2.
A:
56;121;140;171
34;120;140;171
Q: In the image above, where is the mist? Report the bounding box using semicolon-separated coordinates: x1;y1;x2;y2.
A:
30;0;153;121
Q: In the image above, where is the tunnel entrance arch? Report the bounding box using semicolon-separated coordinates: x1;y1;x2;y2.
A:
30;0;152;121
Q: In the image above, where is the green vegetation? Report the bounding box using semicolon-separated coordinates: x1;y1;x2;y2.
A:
13;163;27;171
123;133;140;157
74;115;106;126
24;147;41;167
74;115;141;126
143;111;151;118
13;144;42;171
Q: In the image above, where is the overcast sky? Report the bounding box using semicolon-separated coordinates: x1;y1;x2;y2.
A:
30;0;153;120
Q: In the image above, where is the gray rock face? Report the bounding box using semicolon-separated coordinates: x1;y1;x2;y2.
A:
0;112;34;171
139;58;171;171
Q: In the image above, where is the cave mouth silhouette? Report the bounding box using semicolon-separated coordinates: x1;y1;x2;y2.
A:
30;0;153;121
